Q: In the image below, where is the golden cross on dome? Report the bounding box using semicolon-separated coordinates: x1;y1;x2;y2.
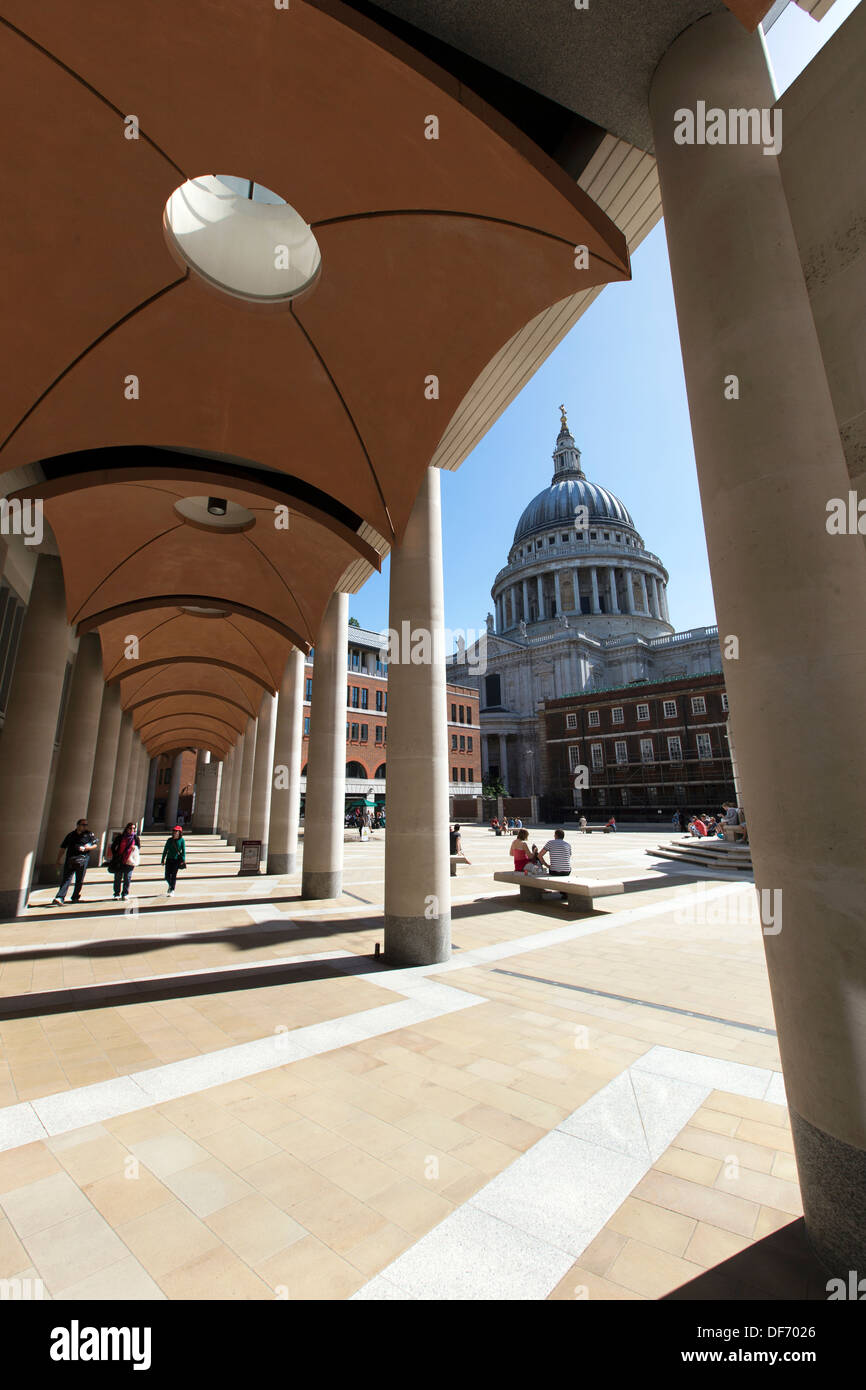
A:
559;404;568;427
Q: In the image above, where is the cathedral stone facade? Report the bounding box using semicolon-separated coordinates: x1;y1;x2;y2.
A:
446;409;722;797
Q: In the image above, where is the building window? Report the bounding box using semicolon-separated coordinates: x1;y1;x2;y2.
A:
303;716;310;736
667;736;683;761
648;786;658;802
376;690;383;712
350;650;359;670
588;710;600;728
376;726;383;743
484;673;502;708
350;722;359;740
459;705;465;723
361;688;368;709
566;713;578;730
691;696;707;715
614;740;628;764
459;735;465;750
597;787;606;805
620;787;629;805
663;700;677;718
451;734;458;750
460;768;466;782
384;693;388;711
351;686;359;708
721;693;729;713
467;737;473;752
452;766;458;781
468;769;474;783
611;707;624;725
451;703;456;721
696;732;713;760
360;724;368;742
590;743;604;771
568;746;582;772
640;738;654;763
305;677;312;700
636;703;650;722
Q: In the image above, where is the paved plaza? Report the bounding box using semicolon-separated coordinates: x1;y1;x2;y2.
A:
0;827;823;1300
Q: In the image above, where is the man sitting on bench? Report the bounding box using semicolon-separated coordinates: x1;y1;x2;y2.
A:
539;829;572;901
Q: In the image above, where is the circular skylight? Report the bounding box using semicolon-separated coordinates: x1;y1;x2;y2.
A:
164;175;321;302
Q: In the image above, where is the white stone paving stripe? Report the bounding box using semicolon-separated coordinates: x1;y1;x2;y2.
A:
353;1049;783;1301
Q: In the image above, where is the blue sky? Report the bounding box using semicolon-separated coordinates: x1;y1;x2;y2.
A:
349;0;861;639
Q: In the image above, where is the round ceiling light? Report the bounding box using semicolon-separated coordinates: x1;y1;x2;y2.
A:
174;496;256;533
164;175;321;303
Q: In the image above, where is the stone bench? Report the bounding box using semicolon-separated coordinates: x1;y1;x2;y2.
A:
493;871;624;905
450;854;470;877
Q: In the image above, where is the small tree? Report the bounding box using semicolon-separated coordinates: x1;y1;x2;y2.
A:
348;617;360;627
483;776;506;800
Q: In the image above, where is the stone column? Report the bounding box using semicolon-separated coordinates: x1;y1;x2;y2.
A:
608;566;620;613
144;756;159;828
639;572;650;615
0;556;71;916
248;691;278;868
660;585;671;623
651;8;866;1274
163;750;184;830
384;468;450;964
499;732;510;792
624;569;636;614
572;567;582;613
127;742;145;831
269;650;304;874
107;712;134;833
229;734;246;845
553;570;562;617
590;567;601;614
217;747;233;836
301;590;348;898
233;717;257;846
39;631;105;877
87;683;123;860
522;578;530;623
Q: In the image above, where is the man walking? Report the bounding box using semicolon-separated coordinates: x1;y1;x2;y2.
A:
50;818;98;905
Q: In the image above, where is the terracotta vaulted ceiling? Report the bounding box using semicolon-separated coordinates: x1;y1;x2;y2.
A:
0;0;630;757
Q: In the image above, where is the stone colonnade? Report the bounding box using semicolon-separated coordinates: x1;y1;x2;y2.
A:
496;563;670;631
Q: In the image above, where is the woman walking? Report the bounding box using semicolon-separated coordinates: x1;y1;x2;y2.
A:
110;822;140;901
161;825;186;896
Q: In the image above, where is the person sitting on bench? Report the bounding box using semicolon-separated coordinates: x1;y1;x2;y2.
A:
510;827;542;874
539;829;572;901
539;829;572;877
450;823;470;865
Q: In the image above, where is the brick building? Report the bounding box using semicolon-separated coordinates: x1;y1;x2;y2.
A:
302;625;481;802
540;671;735;824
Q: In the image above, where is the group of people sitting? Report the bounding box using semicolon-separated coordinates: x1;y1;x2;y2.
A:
673;802;747;842
490;815;523;835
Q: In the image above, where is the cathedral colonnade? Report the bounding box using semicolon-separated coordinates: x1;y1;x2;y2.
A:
651;7;866;1275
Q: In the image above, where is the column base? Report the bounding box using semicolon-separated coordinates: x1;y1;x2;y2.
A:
301;869;341;899
791;1107;866;1276
268;852;297;875
383;912;451;966
0;888;25;919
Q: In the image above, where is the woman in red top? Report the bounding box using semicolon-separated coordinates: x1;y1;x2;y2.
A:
510;828;534;873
